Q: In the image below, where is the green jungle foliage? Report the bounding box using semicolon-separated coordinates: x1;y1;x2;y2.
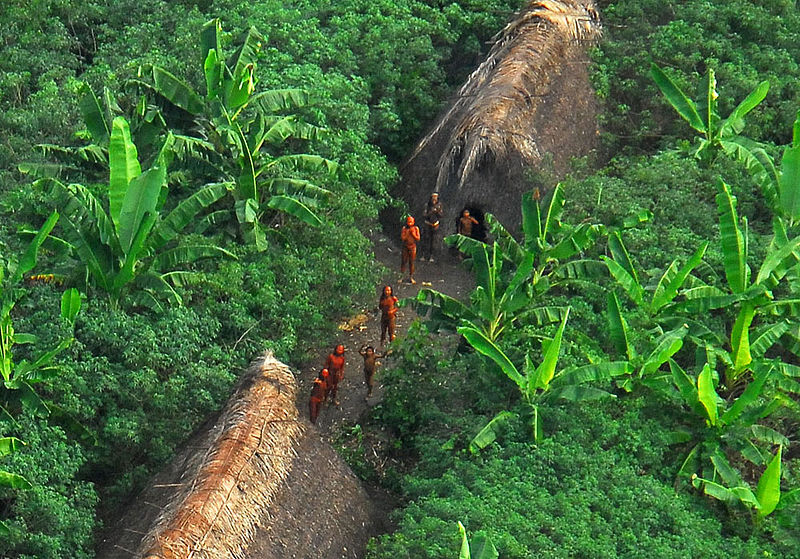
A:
0;0;527;556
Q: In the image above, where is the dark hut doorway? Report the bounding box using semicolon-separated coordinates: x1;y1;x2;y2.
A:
458;205;488;242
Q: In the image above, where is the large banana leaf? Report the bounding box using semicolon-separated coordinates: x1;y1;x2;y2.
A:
719;367;770;425
750;321;789;358
11;211;59;284
148;182;230;251
59;213;112;291
53;182;118;251
252;88;312;113
60;288;82;323
108;117;142;231
603;256;643;306
540;183;565;247
669;360;706;418
607;231;640;285
717;180;749;293
0;437;24;457
650;242;708;313
152;244;236;270
780;144;800;221
152;67;204;115
266;195;323;227
719;80;769;138
720;140;779;212
606;292;634;360
755;447;782;518
0;470;32;490
264;178;332;202
553;361;631;386
201;19;223;99
469;410;514;453
236;124;258;201
78;84;110;145
755;235;800;285
697;364;719;426
113;213;157;292
260;154;338;176
118;165;165;254
730;304;755;376
650;64;706;133
458;326;524;390
532;309;569;390
228;26;263;84
640;326;687;377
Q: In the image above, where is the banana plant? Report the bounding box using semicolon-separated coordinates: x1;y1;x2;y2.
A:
38;117;233;310
449;184;608;295
459;309;630;444
457;522;498;559
650;64;770;167
669;359;791;486
413;187;606;342
146;19;337;249
691;446;799;524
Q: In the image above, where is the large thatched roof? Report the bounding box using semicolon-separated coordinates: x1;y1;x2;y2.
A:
96;352;375;559
398;0;601;232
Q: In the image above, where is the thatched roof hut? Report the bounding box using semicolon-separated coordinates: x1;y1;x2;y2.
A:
97;352;375;559
398;0;602;233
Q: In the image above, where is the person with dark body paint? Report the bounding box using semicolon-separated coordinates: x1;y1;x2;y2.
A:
324;344;346;405
379;285;399;345
457;208;479;237
422;192;443;262
309;368;329;424
359;345;387;399
400;215;421;284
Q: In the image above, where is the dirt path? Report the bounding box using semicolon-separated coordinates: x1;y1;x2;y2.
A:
296;232;473;432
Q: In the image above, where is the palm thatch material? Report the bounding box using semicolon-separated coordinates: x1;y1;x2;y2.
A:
96;352;303;559
398;0;601;232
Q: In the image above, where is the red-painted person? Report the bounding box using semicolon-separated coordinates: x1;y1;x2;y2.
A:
359;345;387;399
379;285;399;345
324;344;346;405
400;215;421;284
309;368;330;424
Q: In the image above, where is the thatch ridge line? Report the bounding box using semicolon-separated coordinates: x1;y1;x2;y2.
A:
139;351;305;559
407;1;600;194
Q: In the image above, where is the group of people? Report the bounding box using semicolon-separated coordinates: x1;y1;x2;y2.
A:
309;192;483;425
400;192;481;283
309;285;399;425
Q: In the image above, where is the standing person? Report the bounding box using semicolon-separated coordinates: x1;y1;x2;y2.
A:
309;368;329;424
422;193;444;262
457;208;479;238
379;285;399;345
359;345;387;400
400;215;421;284
324;344;346;406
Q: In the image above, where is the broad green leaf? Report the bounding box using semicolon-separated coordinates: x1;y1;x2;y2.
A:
533;309;569;390
720;80;769;138
756;235;800;285
607;231;639;285
203;48;223;101
266;195;324;227
756;447;782;518
606;292;633;360
532;405;543;444
541;183;565;243
0;437;24;457
11;211;59;284
458;326;524;390
650;64;706;133
697;363;719;426
152;66;204;115
730;304;755;374
602;257;643;306
521;189;540;246
750;321;789;358
710;448;743;487
750;425;789;447
113;213;157;292
229;26;263;85
58;215;111;291
640;326;687;377
545;385;615;402
458;522;470;559
78;84;109;144
557;361;632;386
149;182;230;251
651;242;708;312
60;288;81;323
717;180;749;293
108;117;142;230
470;533;499;559
669;359;706;418
252;88;312;112
720;368;771;427
264;178;332;203
262;154;338;177
152;244;236;270
780;145;800;220
236;124;257;201
118;165;164;254
720;140;779;212
469;411;514;454
0;471;32;490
